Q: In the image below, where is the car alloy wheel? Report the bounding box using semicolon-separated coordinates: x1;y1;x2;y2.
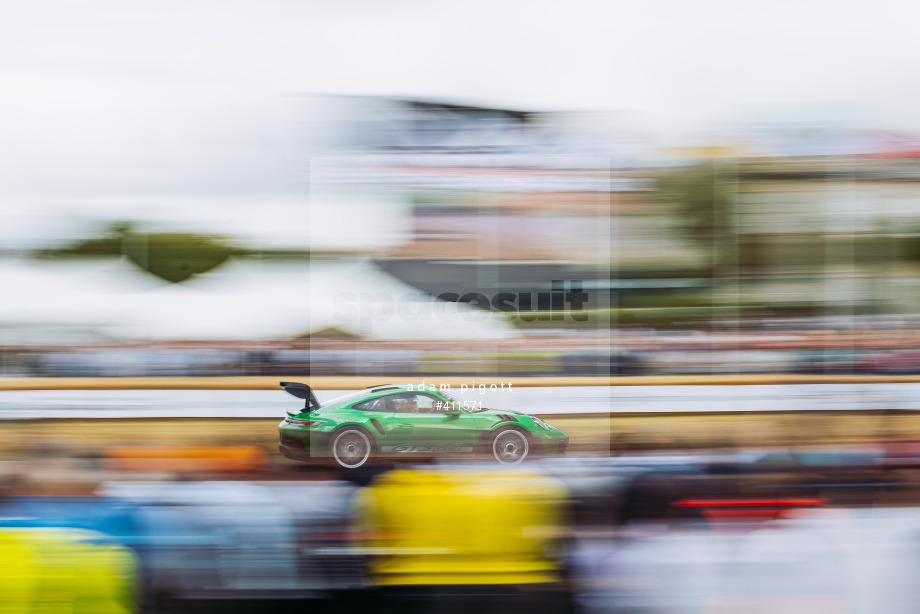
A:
332;429;372;469
492;429;529;465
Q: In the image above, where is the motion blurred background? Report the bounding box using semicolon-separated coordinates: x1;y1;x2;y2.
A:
7;1;920;612
5;1;920;379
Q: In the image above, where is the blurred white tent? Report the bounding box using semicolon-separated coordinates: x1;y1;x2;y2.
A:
0;257;170;346
0;260;77;325
0;257;164;326
0;256;519;341
35;257;168;327
114;258;518;341
0;256;516;342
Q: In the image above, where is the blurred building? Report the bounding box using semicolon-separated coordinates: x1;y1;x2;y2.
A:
308;96;678;319
734;155;920;316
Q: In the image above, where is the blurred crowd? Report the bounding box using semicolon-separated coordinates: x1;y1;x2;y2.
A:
12;324;920;377
4;451;920;613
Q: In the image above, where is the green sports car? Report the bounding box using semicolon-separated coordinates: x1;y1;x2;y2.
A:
277;382;568;469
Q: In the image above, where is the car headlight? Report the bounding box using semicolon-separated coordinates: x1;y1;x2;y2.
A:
531;416;550;430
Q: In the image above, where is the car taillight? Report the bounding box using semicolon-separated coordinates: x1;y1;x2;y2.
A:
674;498;826;508
673;497;826;522
286;418;321;426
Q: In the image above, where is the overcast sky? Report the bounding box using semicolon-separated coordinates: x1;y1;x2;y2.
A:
1;0;918;247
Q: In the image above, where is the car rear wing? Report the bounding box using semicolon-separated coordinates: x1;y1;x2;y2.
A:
280;382;320;411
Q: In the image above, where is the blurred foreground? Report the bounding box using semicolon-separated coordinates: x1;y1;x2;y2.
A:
3;454;920;613
2;387;920;614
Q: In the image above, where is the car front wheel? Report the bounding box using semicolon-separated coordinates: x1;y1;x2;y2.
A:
331;428;374;469
491;428;530;465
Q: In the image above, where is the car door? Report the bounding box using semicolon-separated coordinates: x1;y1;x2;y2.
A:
389;393;482;454
352;394;415;453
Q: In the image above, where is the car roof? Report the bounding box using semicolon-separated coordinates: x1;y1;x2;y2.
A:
363;383;455;397
365;383;415;393
319;384;442;409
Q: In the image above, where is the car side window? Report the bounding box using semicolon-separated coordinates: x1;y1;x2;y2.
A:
424;394;457;413
384;393;421;413
411;394;437;413
352;396;394;412
402;393;450;413
352;393;454;413
352;398;375;411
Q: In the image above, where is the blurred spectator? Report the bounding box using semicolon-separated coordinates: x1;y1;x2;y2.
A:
353;466;575;614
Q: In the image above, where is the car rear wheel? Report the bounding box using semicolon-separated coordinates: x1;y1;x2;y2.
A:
491;428;530;465
331;428;374;469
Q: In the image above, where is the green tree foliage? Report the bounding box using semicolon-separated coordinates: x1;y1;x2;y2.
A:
656;161;736;274
41;222;244;283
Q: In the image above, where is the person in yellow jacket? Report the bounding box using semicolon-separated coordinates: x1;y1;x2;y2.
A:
353;465;576;614
0;527;137;614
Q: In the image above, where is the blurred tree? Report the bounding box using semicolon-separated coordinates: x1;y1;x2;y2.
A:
898;234;920;264
40;222;245;283
656;161;737;277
